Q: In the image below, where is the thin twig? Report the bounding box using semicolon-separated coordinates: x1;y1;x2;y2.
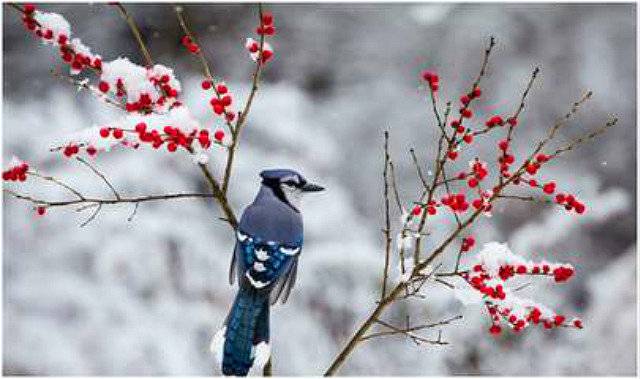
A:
27;171;84;200
381;131;392;300
4;188;217;208
113;3;154;67
222;3;266;195
75;157;121;200
80;203;102;227
409;148;429;190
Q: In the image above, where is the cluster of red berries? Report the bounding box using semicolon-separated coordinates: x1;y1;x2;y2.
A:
62;144;81;158
485;114;517;128
472;262;575;283
461;259;581;335
202;80;236;121
555;193;586;214
441;193;470;213
421;71;439;92
461;236;476;252
21;5;101;75
181;35;200;54
460;87;482;106
467;160;489;188
486;303;582;335
98;123;224;153
411;200;438;218
2;162;29;182
256;12;275;36
98;75;180;114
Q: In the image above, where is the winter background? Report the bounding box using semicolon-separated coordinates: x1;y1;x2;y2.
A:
2;3;637;376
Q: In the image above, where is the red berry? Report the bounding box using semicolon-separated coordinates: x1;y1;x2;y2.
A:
554;315;566;326
507;117;518;126
543;182;556;194
36;206;46;216
214;129;225;142
216;84;228;94
447;150;458;160
489;325;501;335
262;12;274;25
463;134;473;144
498;139;509;151
460;95;470;105
261;49;274;62
471;87;481;98
135;122;147;134
536;153;549;163
213;104;224;115
467;178;479;188
573;319;583;329
516;265;527;274
112;128;124;139
263;25;275;36
24;4;35;14
98;81;110;93
99;128;110;138
412;205;422;216
188;43;200;53
221;95;232;106
225;112;236;122
86;146;97;156
421;70;434;82
201;80;212;90
167;142;177;152
461;108;472;118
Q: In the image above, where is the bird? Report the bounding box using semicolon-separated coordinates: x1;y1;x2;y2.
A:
210;168;324;376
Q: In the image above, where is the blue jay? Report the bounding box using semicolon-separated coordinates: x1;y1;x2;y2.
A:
211;169;324;376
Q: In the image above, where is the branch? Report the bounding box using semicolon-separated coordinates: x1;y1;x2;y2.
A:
4;188;217;208
222;4;266;195
113;3;154;67
381;131;392;300
75;156;121;200
361;314;462;342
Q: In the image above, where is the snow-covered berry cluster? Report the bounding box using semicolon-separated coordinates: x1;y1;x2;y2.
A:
21;6;101;75
98;59;182;114
245;11;275;63
2;157;29;182
456;242;582;335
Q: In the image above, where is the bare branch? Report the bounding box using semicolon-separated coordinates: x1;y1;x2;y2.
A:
27;171;84;200
222;4;267;195
113;3;154;67
75;157;121;200
381;131;392;300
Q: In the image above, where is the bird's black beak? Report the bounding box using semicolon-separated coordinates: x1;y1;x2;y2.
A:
301;182;325;192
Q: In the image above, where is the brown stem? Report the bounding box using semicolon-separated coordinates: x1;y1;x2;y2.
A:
222;4;266;195
113;3;154;67
381;131;392;300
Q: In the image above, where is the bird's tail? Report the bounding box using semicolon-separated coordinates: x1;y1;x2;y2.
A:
211;286;271;376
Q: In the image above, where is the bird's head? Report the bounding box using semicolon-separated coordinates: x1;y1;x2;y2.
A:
260;169;324;211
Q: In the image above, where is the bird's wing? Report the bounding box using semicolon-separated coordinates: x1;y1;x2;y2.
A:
235;229;302;295
228;241;238;285
269;257;298;305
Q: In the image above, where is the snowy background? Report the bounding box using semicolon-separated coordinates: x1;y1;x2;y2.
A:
2;3;637;375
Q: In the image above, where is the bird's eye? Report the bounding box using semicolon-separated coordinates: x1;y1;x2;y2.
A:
283;180;297;187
